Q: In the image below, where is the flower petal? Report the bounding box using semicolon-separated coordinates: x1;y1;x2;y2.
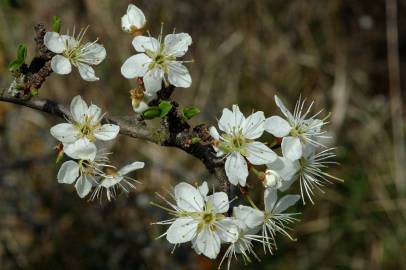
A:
274;95;294;121
143;68;163;94
93;124;120;141
118;161;145;176
195;228;221;259
50;123;79;143
51;55;72;75
57;160;80;184
264;116;292;137
167;62;192;88
273;195;300;214
75;175;93;198
281;136;303;161
246;141;277;165
44;32;65;53
267;156;299;182
132;100;149;113
63;138;97;160
216;218;239;243
87;104;103;125
70;95;89;124
218;105;245;133
233;205;264;229
164;33;192;57
198;181;209;197
264;188;277;212
121;53;150;79
225;153;248;186
209;126;220;140
100;175;123;188
166;217;198;244
242;111;265;139
206;192;229;213
121;4;146;31
174;182;204;212
77;63;99;81
132;36;160;53
79;42;106;65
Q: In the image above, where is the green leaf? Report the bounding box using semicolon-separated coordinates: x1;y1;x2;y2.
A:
143;106;161;119
159;101;173;118
183;106;200;119
9;44;27;71
52;16;61;33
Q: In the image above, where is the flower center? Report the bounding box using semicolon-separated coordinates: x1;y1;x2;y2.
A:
202;212;215;224
76;116;98;141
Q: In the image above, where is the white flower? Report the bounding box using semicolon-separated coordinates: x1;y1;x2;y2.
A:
265;95;327;161
44;28;106;81
263;169;283;189
154;182;238;259
292;146;341;204
57;150;111;198
90;161;145;201
218;206;265;270
266;155;300;191
121;31;192;95
210;105;277;186
50;95;120;160
121;4;146;34
260;189;300;253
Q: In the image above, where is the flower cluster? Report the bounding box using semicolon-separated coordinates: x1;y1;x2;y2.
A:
37;3;341;269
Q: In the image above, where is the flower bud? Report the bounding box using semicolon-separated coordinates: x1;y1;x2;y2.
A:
263;169;282;189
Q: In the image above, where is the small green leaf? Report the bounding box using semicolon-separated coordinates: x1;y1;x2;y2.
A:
52;16;61;33
183;106;200;119
143;106;161;119
159;101;173;118
9;44;27;71
191;137;202;144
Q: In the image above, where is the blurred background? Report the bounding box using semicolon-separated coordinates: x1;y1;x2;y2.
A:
0;0;405;269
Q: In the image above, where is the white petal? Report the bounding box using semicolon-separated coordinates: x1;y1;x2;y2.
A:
87;104;102;125
209;126;220;140
195;228;221;259
63;138;97;160
242;111;265;139
264;116;292;137
44;32;65;53
79;42;106;65
264;189;277;212
121;53;150;79
233;205;264;229
100;175;123;188
50;123;79;143
246;141;277;165
118;161;145;176
75;175;93;198
143;68;163;94
70;95;89;124
267;156;299;182
174;182;204;212
216;218;239;243
225;153;248;186
282;136;303;161
274;95;294;121
77;63;99;81
167;62;192;88
274;195;300;214
166;217;198;244
121;4;146;31
198;182;209;197
164;33;192;57
57;160;80;184
93;124;120;141
218;105;245;133
206;192;229;213
132;36;160;53
51;55;72;75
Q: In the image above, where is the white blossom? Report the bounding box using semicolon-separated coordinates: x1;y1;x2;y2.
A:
121;4;146;34
57;150;111;198
44;28;106;81
50;95;120;160
121;30;192;95
153;182;238;259
265;95;328;161
90;161;144;201
210;105;277;186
